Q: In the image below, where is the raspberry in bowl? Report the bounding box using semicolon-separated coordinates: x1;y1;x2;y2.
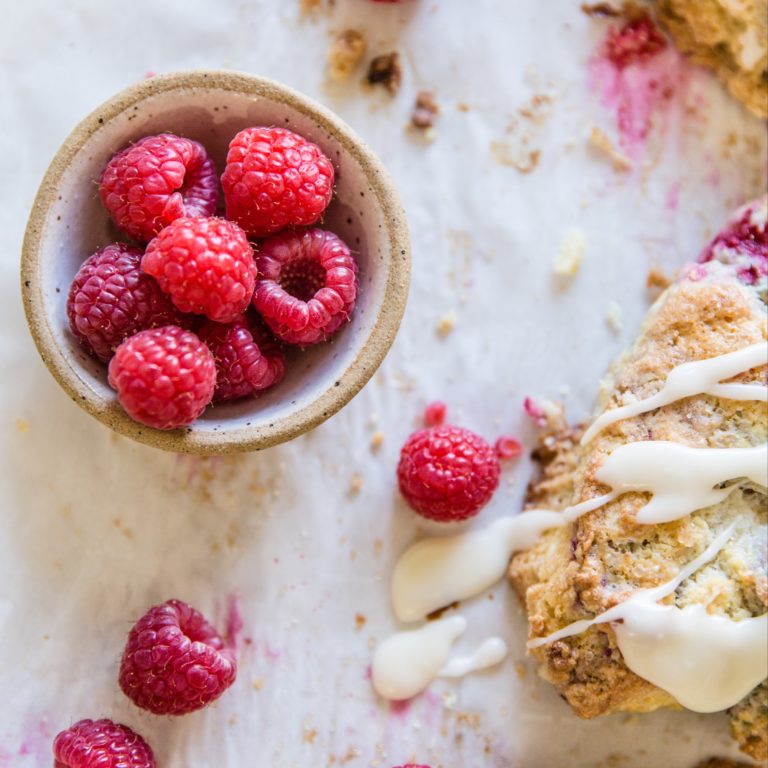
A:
21;71;410;453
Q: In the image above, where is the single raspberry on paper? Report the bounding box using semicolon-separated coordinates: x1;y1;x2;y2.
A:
53;718;155;768
119;598;237;715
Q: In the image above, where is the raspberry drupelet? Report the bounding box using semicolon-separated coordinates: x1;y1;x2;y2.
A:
67;243;183;362
119;599;237;716
108;326;216;430
197;313;286;403
252;227;357;345
53;719;156;768
99;133;218;243
142;216;257;324
222;126;334;238
397;425;501;522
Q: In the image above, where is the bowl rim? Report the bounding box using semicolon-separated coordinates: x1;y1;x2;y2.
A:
20;69;411;454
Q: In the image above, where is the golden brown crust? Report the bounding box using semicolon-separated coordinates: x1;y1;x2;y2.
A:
509;257;767;754
655;0;768;117
694;759;756;768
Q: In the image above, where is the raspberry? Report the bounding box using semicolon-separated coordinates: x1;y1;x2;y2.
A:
397;425;501;522
197;314;286;403
604;13;666;69
108;326;216;430
66;243;183;362
142;217;256;323
252;228;357;345
222;127;334;237
495;436;523;460
99;133;218;242
53;719;155;768
423;401;447;427
119;599;237;716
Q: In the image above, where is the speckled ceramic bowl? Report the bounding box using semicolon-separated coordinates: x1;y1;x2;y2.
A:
21;70;410;454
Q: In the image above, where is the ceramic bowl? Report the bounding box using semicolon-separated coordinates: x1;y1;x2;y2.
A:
21;70;410;454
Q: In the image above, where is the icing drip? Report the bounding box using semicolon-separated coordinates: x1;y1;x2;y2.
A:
528;525;768;712
581;343;768;445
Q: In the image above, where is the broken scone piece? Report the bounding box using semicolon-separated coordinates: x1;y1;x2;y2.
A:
655;0;768;117
510;196;768;762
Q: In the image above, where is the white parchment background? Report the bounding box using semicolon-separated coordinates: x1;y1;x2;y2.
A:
0;1;766;766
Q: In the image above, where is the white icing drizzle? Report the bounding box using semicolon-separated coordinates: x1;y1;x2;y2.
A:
371;616;508;701
593;441;768;524
581;343;768;445
528;525;768;712
439;637;509;678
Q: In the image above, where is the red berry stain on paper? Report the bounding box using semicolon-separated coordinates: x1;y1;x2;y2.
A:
589;12;690;160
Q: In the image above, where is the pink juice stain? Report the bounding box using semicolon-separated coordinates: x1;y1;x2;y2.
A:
225;591;244;651
588;12;692;162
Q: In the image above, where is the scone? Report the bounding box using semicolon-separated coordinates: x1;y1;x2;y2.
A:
654;0;768;117
509;197;768;761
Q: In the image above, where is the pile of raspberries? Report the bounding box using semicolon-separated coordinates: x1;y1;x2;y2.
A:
68;127;358;430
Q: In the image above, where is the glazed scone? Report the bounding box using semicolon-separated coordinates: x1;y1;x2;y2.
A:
509;197;768;761
655;0;768;117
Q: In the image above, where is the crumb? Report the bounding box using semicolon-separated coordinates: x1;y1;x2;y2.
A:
366;52;402;95
370;431;385;451
303;728;317;744
491;141;541;173
15;418;29;434
589;125;632;171
59;506;71;518
580;2;621;17
373;539;383;556
435;310;457;337
457;102;471;112
349;473;363;496
300;0;321;12
646;265;671;298
514;661;528;679
553;230;585;280
606;300;623;333
411;91;439;129
355;613;367;631
328;30;366;82
253;678;264;691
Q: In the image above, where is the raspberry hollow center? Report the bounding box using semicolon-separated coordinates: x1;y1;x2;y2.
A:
278;257;326;301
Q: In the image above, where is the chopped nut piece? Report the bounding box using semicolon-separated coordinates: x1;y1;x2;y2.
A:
589;125;633;171
366;52;402;95
328;30;366;82
411;91;440;129
553;230;586;280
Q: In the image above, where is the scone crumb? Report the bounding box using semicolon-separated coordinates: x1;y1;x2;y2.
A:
15;417;29;433
553;229;586;280
354;613;367;631
366;52;402;95
349;473;363;495
589;125;633;171
370;431;385;451
252;677;264;691
491;141;541;173
436;310;457;337
457;101;471;113
646;265;671;296
328;30;367;82
580;2;622;17
605;300;623;333
411;90;440;129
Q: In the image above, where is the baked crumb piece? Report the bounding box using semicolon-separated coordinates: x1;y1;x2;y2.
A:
370;431;385;451
605;299;623;333
411;90;440;129
349;473;363;495
580;2;622;16
328;30;366;82
589;125;633;171
354;613;367;631
300;0;322;13
553;230;586;280
491;141;541;174
694;760;755;768
435;310;457;337
366;52;402;95
457;101;471;112
646;265;671;297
